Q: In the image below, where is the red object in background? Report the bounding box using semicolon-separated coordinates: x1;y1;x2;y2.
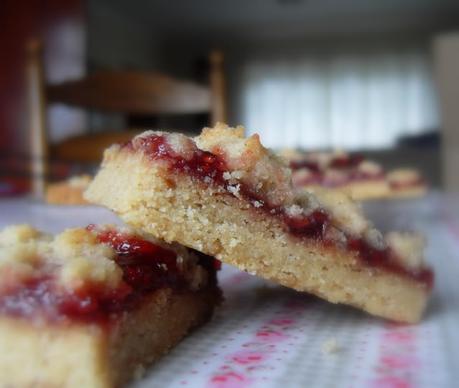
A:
0;0;86;192
0;178;28;196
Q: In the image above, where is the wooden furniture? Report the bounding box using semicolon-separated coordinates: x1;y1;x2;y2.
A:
27;39;227;197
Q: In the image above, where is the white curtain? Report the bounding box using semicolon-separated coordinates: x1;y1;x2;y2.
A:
239;49;439;150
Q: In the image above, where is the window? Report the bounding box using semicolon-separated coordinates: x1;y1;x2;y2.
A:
238;47;439;150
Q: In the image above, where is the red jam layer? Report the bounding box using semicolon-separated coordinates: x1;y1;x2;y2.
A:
292;171;323;187
294;169;385;188
330;154;364;169
324;171;385;188
290;154;363;171
94;227;182;292
0;228;214;323
389;178;425;190
134;134;433;288
290;160;321;172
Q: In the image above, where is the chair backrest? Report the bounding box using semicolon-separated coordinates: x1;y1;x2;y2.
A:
26;39;227;197
47;71;212;115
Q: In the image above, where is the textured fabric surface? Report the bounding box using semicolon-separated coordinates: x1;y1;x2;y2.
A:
0;194;457;388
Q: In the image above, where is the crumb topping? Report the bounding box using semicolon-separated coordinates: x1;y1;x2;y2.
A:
0;224;209;294
127;124;430;279
133;130;197;161
0;224;43;244
322;169;348;186
357;160;383;176
387;169;422;185
0;224;217;321
386;232;426;270
308;188;371;237
195;123;294;207
278;148;304;163
313;151;343;169
321;338;340;354
291;168;316;186
67;174;92;188
0;225;122;292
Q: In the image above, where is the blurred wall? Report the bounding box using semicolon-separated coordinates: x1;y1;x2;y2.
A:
86;0;162;132
434;32;459;193
88;0;160;70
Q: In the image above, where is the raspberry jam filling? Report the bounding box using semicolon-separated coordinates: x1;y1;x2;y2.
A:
348;169;385;181
0;228;212;322
134;134;433;288
329;154;364;169
390;178;425;190
293;172;323;186
291;154;385;187
294;168;385;188
93;227;182;292
290;154;363;171
290;160;321;172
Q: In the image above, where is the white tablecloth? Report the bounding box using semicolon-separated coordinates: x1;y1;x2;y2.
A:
0;194;457;388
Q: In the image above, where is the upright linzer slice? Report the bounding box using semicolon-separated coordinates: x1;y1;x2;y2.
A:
86;124;433;323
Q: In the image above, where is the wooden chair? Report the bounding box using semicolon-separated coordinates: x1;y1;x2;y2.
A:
27;40;227;197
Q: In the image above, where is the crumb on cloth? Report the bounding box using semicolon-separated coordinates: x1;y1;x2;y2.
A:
321;338;340;355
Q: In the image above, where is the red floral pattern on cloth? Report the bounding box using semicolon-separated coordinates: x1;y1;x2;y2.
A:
207;274;310;388
162;262;450;388
369;323;421;388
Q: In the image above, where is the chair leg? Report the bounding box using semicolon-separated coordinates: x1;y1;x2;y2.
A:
209;50;227;125
27;39;49;198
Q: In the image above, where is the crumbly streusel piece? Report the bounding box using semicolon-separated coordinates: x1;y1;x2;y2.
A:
386;168;427;198
86;124;433;323
45;174;93;205
0;224;220;388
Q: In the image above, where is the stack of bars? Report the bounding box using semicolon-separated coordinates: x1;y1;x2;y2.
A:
0;124;433;387
281;148;427;201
